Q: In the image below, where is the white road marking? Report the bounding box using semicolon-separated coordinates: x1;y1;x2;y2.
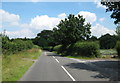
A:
55;59;60;63
52;56;55;59
61;66;76;81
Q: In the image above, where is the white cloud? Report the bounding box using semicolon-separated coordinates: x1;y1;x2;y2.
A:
99;17;105;22
77;11;97;24
29;13;67;31
6;29;35;38
0;9;20;29
0;9;34;38
0;9;20;23
1;9;115;39
93;0;106;9
1;9;67;38
30;15;64;30
91;23;115;37
58;13;67;19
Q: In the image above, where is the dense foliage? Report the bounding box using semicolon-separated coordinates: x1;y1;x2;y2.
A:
33;14;92;54
53;45;62;53
116;41;120;57
53;14;91;46
2;36;34;54
99;34;117;49
53;42;100;57
33;30;56;51
72;42;100;57
32;14;120;57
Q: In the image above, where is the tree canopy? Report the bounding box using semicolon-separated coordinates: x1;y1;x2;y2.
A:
101;0;120;24
53;14;91;45
99;33;117;49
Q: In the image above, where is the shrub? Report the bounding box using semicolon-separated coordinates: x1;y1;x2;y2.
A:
2;37;34;55
53;45;62;53
116;41;120;57
99;34;117;49
72;42;100;57
33;45;40;48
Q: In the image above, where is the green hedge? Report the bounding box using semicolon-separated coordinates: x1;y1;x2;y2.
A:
71;42;100;57
53;42;100;57
116;41;120;57
2;37;34;54
53;45;62;53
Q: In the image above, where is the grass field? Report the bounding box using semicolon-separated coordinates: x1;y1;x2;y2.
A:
100;49;117;56
2;48;41;81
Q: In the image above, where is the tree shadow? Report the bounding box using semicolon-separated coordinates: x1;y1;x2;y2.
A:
64;60;120;81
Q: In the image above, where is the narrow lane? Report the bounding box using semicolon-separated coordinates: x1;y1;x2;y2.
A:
20;51;72;81
20;51;111;81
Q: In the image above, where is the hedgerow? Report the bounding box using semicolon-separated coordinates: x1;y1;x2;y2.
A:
53;45;62;53
72;42;100;57
2;36;34;55
53;42;100;57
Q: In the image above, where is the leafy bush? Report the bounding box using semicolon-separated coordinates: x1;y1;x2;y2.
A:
72;42;100;57
53;45;62;53
116;41;120;57
99;34;117;49
33;45;40;48
2;37;34;55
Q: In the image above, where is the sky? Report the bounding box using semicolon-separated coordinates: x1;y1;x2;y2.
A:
0;0;117;38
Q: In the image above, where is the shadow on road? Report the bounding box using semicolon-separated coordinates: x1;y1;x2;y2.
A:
64;60;120;81
45;51;120;81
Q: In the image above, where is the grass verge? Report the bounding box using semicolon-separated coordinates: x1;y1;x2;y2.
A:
0;56;2;82
2;48;42;81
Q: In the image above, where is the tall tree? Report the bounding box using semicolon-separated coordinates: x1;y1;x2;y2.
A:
53;14;91;46
33;30;57;50
101;0;120;24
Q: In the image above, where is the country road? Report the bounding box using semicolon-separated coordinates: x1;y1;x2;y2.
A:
20;51;119;81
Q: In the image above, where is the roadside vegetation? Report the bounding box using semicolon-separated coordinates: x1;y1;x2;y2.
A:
32;14;120;60
2;48;41;81
116;41;120;57
1;35;42;81
1;1;120;82
0;56;2;82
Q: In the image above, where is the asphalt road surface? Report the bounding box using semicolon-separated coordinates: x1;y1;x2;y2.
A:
20;51;117;81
